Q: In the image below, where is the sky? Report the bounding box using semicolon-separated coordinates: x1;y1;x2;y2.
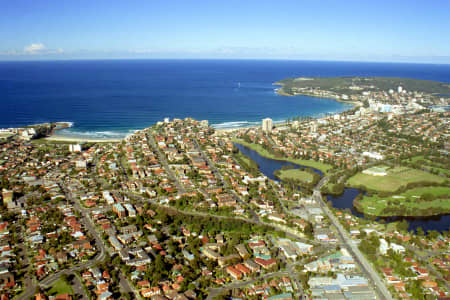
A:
0;0;449;63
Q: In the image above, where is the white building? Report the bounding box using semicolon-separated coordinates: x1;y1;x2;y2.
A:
262;118;273;132
362;151;384;160
124;203;136;217
69;144;82;152
102;191;115;205
379;238;405;255
75;160;87;169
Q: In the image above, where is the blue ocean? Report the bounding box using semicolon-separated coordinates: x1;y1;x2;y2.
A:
0;59;449;138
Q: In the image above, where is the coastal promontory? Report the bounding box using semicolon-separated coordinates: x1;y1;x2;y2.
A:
275;76;450;104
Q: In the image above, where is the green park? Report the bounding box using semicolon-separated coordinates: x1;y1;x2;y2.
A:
347;166;445;192
356;186;450;217
232;138;333;173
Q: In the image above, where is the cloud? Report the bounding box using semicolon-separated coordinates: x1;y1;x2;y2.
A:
24;43;46;54
22;43;64;55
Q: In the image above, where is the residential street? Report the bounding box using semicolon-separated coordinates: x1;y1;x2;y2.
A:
313;177;393;300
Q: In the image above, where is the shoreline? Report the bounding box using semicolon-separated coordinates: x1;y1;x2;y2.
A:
213;120;288;134
43;135;122;143
353;202;450;219
275;86;361;105
274;80;362;106
29;92;357;140
46;104;354;140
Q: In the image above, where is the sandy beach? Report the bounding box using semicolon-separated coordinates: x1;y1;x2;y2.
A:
213;127;246;134
43;135;122;143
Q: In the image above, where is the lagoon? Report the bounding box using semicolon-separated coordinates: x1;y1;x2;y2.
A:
236;143;450;233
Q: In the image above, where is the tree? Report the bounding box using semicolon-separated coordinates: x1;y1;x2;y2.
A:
416;227;425;236
363;99;370;108
396;219;409;232
154;255;167;274
304;222;314;238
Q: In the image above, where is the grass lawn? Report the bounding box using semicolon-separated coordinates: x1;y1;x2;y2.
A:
324;182;337;191
432;167;450;176
347;166;445;192
31;139;74;145
235;151;253;167
403;155;427;163
403;155;450;176
233;139;333;173
48;278;74;296
0;133;13;139
358;186;450;216
277;169;314;182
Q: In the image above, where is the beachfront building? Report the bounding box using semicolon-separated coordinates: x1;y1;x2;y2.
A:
262;118;273;132
69;144;82;152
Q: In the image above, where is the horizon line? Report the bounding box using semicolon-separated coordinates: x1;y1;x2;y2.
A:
1;57;450;66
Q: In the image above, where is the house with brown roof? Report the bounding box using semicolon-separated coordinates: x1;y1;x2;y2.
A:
254;258;277;269
226;266;242;280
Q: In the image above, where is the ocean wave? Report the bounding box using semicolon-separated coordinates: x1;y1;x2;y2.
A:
55;121;74;128
54;128;134;139
212;121;260;129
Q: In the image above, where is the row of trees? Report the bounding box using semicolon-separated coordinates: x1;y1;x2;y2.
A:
232;146;260;177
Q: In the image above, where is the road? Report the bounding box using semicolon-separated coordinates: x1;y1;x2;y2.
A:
403;244;450;291
65;181;139;299
18;180;138;300
313;176;393;300
147;131;186;194
72;274;89;300
205;249;339;300
128;191;319;248
193;138;260;222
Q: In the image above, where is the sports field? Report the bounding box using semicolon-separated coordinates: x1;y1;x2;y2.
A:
358;186;450;216
276;169;314;182
347;166;445;192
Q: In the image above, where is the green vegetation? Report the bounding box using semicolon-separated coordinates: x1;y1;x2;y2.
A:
31;138;117;145
403;155;450;176
0;133;13;139
276;76;450;96
275;168;313;182
232;138;332;173
236;151;253;167
356;186;450;216
347;166;445;192
232;146;260;177
31;138;74;145
48;278;74;296
321;181;346;196
275;165;321;194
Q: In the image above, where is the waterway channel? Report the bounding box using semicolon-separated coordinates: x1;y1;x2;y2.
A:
235;143;450;233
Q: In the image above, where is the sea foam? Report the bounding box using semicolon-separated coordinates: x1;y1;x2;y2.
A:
212;121;260;129
54;128;134;139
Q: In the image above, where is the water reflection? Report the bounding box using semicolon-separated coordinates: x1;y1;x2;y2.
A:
235;143;450;233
